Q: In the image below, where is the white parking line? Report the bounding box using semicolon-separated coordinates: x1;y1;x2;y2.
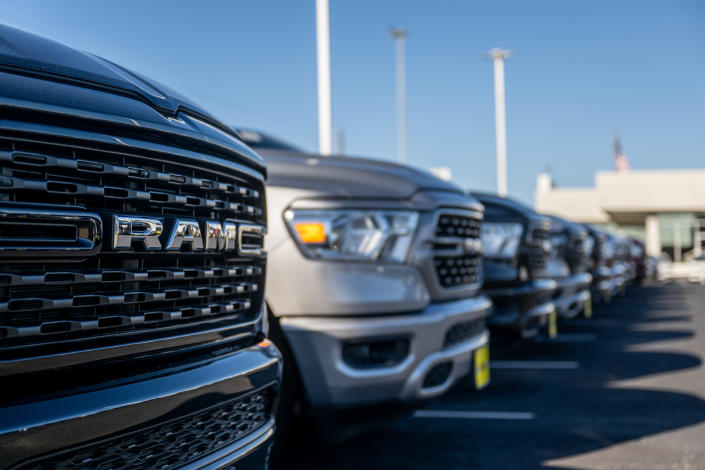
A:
414;410;535;420
490;360;580;369
535;333;596;342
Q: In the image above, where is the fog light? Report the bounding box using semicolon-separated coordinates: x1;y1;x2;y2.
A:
342;338;410;369
423;361;453;389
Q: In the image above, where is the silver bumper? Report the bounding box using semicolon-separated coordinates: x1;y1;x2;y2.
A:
610;265;628;295
279;295;492;408
553;272;592;319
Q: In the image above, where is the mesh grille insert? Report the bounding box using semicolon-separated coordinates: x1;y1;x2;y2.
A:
433;213;482;288
444;318;486;349
15;389;274;470
527;226;550;277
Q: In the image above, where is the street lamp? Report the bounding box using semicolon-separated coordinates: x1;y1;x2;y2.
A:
485;47;513;197
390;27;408;164
316;0;332;156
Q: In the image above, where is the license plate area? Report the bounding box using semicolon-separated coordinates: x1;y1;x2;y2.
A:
473;344;490;390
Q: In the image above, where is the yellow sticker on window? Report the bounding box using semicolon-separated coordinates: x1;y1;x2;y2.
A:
474;345;490;390
548;311;558;338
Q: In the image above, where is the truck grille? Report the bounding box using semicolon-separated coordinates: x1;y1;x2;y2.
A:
15;388;274;470
0;132;265;359
527;226;549;277
566;235;588;273
444;318;486;349
433;213;482;289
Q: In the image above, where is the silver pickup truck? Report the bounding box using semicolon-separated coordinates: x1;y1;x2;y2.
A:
235;129;491;441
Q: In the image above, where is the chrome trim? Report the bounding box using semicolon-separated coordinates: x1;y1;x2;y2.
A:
238;224;266;257
204;220;238;251
0;205;102;257
165;218;204;251
112;215;163;250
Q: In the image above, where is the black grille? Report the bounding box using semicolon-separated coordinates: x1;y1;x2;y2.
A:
15;389;274;470
527;226;549;277
566;235;588;273
433;213;482;289
435;214;481;239
434;256;482;288
444;318;486;349
0;133;265;358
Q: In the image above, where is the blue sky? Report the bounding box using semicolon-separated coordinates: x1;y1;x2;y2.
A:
1;0;703;204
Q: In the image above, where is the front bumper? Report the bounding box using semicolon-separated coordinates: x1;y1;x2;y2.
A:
553;272;592;319
610;265;629;295
483;279;557;338
590;266;612;302
0;342;282;470
279;295;492;409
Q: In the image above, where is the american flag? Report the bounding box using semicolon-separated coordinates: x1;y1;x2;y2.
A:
614;135;630;172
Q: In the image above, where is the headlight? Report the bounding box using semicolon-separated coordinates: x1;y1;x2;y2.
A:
481;222;523;259
284;209;419;262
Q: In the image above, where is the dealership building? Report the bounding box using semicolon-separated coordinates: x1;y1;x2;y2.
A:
534;169;705;260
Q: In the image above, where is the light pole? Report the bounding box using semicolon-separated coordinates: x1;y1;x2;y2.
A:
316;0;332;156
390;27;408;164
485;47;512;197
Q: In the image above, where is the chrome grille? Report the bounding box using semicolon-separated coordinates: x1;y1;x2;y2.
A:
15;388;274;470
433;212;482;289
0;133;265;358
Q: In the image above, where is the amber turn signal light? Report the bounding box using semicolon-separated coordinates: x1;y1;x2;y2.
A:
294;222;326;244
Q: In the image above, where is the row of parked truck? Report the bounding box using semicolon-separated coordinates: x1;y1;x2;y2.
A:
0;25;646;470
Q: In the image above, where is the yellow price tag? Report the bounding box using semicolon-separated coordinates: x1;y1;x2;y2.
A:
584;296;593;319
548;311;558;338
474;345;490;390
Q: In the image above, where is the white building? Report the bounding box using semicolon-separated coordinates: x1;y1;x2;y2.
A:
535;170;705;260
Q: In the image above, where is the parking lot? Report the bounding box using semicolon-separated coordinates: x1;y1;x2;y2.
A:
288;283;705;469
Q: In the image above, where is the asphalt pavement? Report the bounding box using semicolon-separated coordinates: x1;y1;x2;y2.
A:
286;282;705;469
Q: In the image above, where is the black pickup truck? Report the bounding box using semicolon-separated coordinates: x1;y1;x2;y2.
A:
0;25;280;470
474;193;556;340
546;216;593;319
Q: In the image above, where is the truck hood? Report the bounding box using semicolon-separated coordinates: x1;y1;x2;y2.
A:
475;192;550;227
0;24;265;172
259;148;466;200
0;24;214;119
